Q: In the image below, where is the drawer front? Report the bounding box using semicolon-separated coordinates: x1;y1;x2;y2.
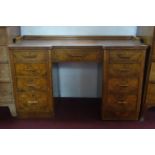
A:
149;63;155;82
103;110;137;120
0;46;8;63
105;95;137;111
109;64;140;77
146;84;155;104
0;28;7;45
15;64;47;77
53;48;101;62
13;51;48;63
108;78;138;94
16;77;48;92
17;92;49;112
0;83;13;102
109;50;144;63
0;64;11;81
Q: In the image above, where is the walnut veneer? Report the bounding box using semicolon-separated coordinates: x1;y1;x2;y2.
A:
8;36;147;120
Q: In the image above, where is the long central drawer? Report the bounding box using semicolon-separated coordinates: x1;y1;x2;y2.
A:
52;47;101;62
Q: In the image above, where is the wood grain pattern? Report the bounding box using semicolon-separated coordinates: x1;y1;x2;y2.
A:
108;64;140;77
15;64;47;77
16;77;48;92
52;47;102;62
146;84;155;107
10;49;53;118
109;50;144;63
17;92;48;111
22;35;136;40
108;78;138;94
105;95;137;111
13;50;48;63
149;62;155;82
8;35;147;120
102;49;146;120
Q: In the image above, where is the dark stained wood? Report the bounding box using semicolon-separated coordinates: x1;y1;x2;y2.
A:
22;35;136;40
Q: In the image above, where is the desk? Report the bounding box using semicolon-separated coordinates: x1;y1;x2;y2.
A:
8;36;148;120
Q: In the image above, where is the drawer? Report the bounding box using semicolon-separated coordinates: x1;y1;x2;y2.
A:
149;63;155;82
0;46;8;63
109;50;144;63
0;64;11;81
146;83;155;104
17;92;49;112
16;77;48;92
103;110;137;120
105;95;137;111
0;28;7;45
0;83;13;103
13;51;48;63
108;78;139;94
15;64;47;77
52;48;101;62
108;64;140;77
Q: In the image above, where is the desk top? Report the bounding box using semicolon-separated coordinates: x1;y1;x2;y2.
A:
8;36;148;49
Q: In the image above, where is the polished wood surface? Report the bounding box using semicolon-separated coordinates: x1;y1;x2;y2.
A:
10;48;53;118
8;35;147;120
52;47;102;62
102;49;146;120
13;50;48;63
109;50;144;63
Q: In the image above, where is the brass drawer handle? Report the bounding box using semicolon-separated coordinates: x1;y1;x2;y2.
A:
119;84;129;87
68;53;85;57
27;83;36;87
24;68;35;72
118;54;130;59
117;101;127;105
119;69;129;72
22;53;37;59
27;100;38;104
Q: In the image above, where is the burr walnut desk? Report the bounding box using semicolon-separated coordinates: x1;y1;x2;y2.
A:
8;36;148;120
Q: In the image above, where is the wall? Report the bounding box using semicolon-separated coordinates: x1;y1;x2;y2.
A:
21;26;137;97
21;26;137;36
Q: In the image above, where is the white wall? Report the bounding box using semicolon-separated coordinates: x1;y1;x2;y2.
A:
21;26;137;36
21;26;137;98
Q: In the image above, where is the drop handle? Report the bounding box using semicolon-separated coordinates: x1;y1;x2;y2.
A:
119;69;129;72
118;54;130;59
28;100;38;104
119;84;129;87
117;101;127;105
27;83;36;87
22;53;37;59
68;53;85;57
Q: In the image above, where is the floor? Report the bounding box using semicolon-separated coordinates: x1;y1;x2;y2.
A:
0;98;155;129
